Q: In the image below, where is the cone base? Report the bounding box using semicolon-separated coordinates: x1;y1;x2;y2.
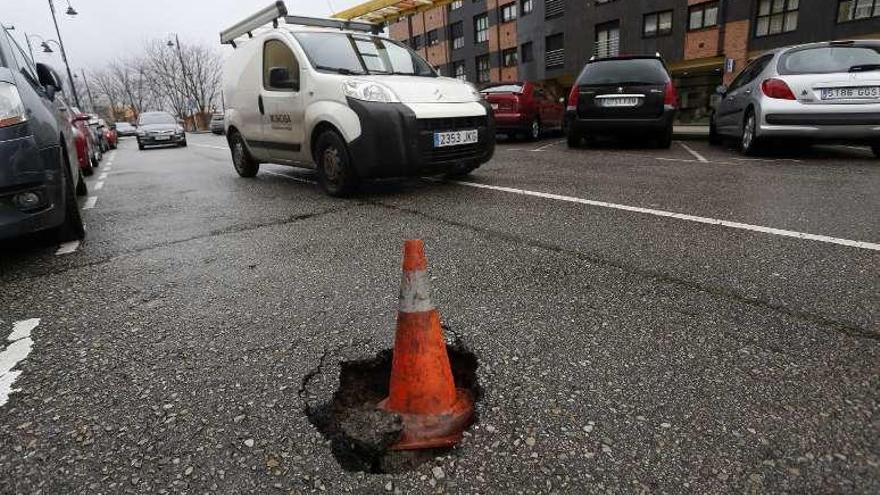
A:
378;389;474;450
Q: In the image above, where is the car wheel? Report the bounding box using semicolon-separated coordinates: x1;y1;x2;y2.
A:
708;116;722;146
741;109;761;156
229;131;259;178
76;169;88;196
567;130;581;148
657;125;673;149
316;130;358;197
54;158;85;242
180;139;188;147
528;118;541;141
444;162;479;179
872;144;880;158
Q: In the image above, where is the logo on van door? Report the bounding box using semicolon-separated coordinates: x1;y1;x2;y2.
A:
270;113;293;130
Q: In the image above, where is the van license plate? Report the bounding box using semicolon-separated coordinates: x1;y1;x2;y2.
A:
820;87;880;100
434;129;478;148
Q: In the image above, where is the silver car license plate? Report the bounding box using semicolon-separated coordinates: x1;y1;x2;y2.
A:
433;129;478;148
820;86;880;100
599;97;640;107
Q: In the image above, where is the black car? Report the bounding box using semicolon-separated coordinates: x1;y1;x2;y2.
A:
566;55;678;148
0;26;86;242
136;111;187;150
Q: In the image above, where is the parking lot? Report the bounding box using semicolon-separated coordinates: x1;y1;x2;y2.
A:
1;133;878;493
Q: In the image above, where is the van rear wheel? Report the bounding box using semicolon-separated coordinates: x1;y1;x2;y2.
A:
230;131;259;178
316;131;358;197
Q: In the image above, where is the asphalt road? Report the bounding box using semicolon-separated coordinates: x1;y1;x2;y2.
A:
1;132;878;494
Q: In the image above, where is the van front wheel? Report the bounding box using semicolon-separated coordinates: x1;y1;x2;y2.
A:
230;132;259;178
316;131;358;197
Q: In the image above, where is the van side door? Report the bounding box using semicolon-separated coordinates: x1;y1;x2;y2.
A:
260;36;306;164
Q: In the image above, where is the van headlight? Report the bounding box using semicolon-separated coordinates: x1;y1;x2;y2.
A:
342;80;399;103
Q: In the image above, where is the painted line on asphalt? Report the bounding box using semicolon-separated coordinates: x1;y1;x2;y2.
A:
98;172;108;180
677;141;709;162
656;157;733;165
0;318;40;407
83;196;98;210
530;140;565;152
731;157;803;163
94;181;104;191
263;171;316;184
191;144;229;150
104;166;112;171
55;241;80;255
447;180;880;251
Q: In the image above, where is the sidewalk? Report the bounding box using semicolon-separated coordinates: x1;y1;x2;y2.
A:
673;125;710;141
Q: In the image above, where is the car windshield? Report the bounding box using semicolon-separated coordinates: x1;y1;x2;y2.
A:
577;59;669;85
778;45;880;75
481;84;524;94
139;113;176;125
293;32;436;77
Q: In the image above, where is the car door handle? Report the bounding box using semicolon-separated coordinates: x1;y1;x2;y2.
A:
258;95;264;115
744;89;752;95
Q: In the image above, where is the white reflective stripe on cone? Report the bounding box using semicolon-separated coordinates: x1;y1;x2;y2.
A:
399;269;435;313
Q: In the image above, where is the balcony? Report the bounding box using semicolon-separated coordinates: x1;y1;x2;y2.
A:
545;0;564;19
546;49;565;69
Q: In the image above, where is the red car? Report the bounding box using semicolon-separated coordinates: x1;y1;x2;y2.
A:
480;81;566;140
70;112;100;176
102;122;118;150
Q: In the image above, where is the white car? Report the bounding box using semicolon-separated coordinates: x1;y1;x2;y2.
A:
711;40;880;157
220;3;495;196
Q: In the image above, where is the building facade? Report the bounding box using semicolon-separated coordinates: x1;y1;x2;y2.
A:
388;0;880;123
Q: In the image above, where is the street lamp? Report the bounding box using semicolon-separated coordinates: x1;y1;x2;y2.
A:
47;0;81;107
167;34;199;130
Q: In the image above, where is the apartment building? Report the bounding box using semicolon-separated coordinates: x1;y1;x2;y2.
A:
386;0;880;123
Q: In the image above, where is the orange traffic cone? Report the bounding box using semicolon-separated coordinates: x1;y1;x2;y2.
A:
378;240;474;450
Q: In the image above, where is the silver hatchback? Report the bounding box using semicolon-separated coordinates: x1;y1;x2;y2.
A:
711;40;880;157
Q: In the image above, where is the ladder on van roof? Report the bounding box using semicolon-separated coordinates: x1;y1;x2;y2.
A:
219;1;380;48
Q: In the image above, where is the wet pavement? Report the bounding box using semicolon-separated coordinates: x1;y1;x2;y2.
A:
0;133;878;493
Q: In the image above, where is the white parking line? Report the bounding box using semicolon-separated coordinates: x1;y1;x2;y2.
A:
448;180;880;251
94;181;104;191
530;140;565;152
83;196;98;210
191;144;229;150
104;166;112;172
0;318;40;407
731;157;803;163
98;173;108;180
55;241;80;255
677;141;709;163
263;171;316;184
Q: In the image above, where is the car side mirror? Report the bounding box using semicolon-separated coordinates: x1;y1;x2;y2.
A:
35;63;62;100
716;84;728;95
269;67;298;91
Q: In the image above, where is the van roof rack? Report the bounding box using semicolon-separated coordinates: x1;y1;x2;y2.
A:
220;1;379;48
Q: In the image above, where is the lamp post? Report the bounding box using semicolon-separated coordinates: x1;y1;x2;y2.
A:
47;0;81;107
77;70;97;113
167;34;199;131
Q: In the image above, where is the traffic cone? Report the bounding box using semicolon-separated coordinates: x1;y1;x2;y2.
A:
378;240;474;450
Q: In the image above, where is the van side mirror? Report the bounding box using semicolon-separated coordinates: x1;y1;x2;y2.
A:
35;63;63;100
269;67;298;91
716;84;728;95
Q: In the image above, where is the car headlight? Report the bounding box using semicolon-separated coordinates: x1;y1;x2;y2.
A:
0;83;27;128
342;80;399;103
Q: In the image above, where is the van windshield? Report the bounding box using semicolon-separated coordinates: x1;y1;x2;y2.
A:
293;32;436;77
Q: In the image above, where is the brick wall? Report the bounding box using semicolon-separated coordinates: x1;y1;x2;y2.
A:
389;19;408;41
684;27;720;60
722;20;750;84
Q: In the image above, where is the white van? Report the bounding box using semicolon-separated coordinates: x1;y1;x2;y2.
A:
220;3;496;196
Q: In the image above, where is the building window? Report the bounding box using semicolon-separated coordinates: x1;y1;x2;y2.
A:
411;35;422;50
837;0;880;22
476;55;491;83
595;21;620;58
474;14;489;43
502;48;518;67
500;2;518;23
689;2;719;30
450;0;463;10
453;60;466;81
450;22;464;49
545;33;564;68
643;10;673;37
521;42;534;63
521;0;533;15
755;0;799;37
427;29;439;46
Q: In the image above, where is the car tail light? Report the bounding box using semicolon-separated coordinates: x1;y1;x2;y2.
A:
761;78;796;100
567;85;579;111
0;83;27;128
664;81;679;107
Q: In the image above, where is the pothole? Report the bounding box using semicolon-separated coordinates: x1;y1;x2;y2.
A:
304;344;481;473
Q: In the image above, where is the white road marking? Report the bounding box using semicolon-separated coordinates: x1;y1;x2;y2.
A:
83;196;98;210
1;318;40;407
677;141;709;163
55;241;80;255
191;144;229;150
263;171;316;184
94;181;104;190
105;166;112;171
98;173;108;180
731;157;803;163
656;157;733;165
447;180;880;251
844;146;870;152
530;140;565;152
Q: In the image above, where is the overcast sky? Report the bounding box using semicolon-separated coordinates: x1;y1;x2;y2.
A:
3;0;364;72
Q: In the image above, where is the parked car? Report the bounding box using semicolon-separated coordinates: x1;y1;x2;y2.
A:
0;27;86;242
480;82;565;140
136;111;187;149
102;121;118;149
711;40;880;157
115;121;137;137
210;112;225;135
566;55;678;148
70;111;96;176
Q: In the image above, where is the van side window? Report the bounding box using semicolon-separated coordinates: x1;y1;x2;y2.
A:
263;39;300;91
